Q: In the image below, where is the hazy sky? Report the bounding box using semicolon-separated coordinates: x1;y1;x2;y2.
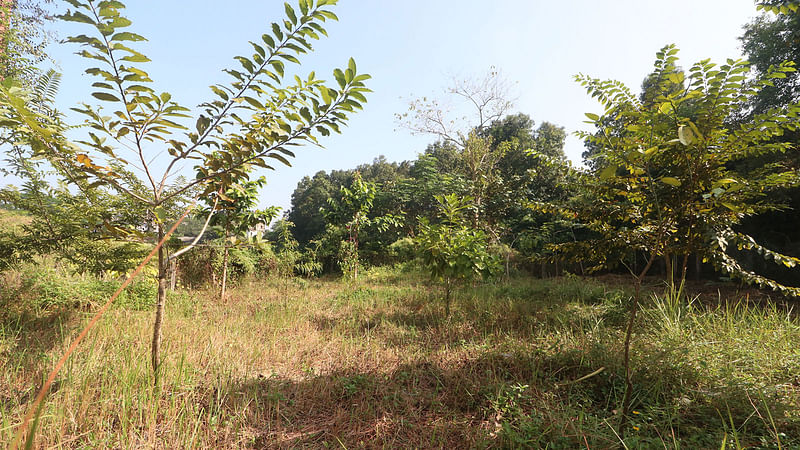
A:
32;0;762;211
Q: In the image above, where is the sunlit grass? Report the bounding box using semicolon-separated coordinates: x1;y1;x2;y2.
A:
1;263;798;448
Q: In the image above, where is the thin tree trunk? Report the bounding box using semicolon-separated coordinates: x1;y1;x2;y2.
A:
169;258;177;291
618;253;656;439
220;222;230;299
664;254;673;285
220;245;229;299
353;244;358;281
353;215;359;281
505;250;511;281
151;225;167;385
680;253;689;288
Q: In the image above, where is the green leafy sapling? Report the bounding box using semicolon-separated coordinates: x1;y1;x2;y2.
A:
0;0;370;382
415;193;501;316
543;45;800;438
323;171;403;280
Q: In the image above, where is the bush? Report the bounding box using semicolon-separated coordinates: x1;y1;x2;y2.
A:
0;258;156;313
177;241;277;288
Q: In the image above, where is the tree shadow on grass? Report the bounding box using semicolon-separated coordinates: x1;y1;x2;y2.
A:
206;352;538;448
311;284;615;354
190;335;800;449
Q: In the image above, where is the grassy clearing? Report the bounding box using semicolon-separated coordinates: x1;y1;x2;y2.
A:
1;264;799;448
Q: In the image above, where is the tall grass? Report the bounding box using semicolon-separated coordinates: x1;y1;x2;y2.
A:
1;264;798;448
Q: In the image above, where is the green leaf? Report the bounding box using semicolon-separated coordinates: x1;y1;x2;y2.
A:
244;96;263;109
272;22;284;40
92;92;120;102
299;107;313;123
92;82;114;90
584;112;600;121
154;206;167;223
111;31;147;42
678;125;694;145
262;34;276;49
250;41;266;58
599;164;617;180
60;11;96;25
120;54;151;63
721;202;739;212
270;60;285;77
661;177;681;187
196;116;211;135
210;85;229;100
108;17;133;28
319;10;339;21
285;3;297;24
267;153;292;167
333;68;346;88
281;53;300;64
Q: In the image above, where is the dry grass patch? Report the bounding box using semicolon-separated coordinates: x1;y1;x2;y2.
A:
2;268;799;448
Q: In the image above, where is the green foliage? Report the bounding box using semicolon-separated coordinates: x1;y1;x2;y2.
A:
0;1;56;85
195;175;280;295
55;0;367;201
560;45;800;294
202;176;280;240
487;383;548;447
415;194;501;314
322;171;403;279
0;75;151;275
176;241;276;288
0;259;156;312
285;112;567;273
737;8;800;287
756;0;800;14
267;218;322;277
1;0;371;247
337;239;359;281
0;0;370;377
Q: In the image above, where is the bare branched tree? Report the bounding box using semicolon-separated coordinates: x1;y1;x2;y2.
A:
396;68;516;148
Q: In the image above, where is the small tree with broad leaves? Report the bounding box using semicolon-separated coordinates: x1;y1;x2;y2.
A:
0;0;370;383
539;44;800;439
416;193;502;316
322;171;403;280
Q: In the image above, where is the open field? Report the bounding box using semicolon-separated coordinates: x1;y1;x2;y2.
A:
2;264;799;448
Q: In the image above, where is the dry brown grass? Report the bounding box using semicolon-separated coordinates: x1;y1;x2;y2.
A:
2;268;799;448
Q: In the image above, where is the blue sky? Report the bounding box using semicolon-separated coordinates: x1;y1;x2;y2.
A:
24;0;761;211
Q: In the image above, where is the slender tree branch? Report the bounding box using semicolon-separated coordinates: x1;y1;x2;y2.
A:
168;194;218;261
87;1;158;196
159;87;355;205
155;4;327;199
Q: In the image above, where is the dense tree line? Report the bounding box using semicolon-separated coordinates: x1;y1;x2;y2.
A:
283;113;570;273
